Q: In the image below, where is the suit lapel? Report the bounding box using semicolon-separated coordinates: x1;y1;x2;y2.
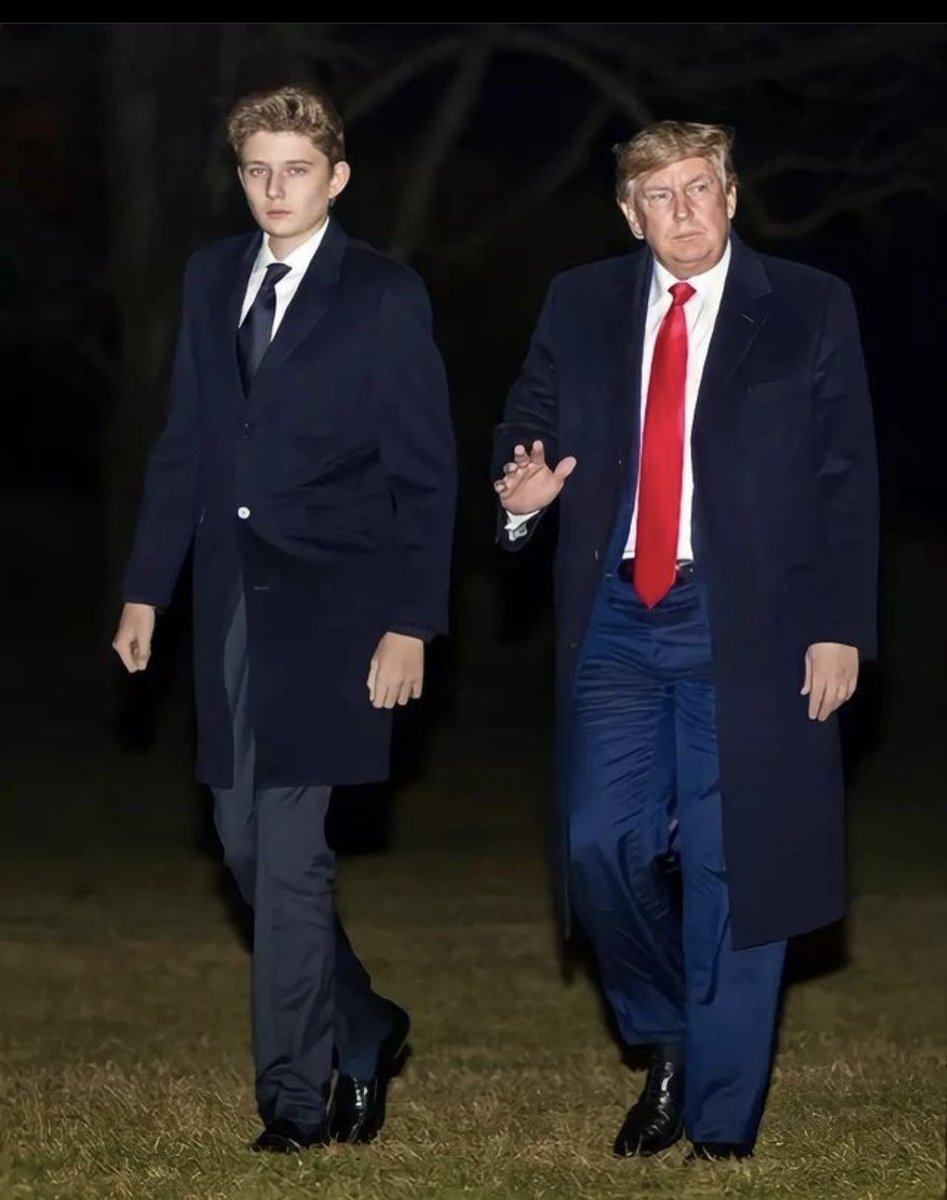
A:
212;232;261;397
607;247;652;493
251;219;348;392
693;231;773;437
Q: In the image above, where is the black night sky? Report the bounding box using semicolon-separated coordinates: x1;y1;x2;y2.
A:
1;20;944;864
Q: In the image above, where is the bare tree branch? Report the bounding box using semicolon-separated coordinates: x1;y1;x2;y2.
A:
342;31;467;124
389;25;505;260
438;99;612;263
502;26;654;126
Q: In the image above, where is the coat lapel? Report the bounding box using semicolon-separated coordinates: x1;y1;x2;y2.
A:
610;246;653;495
693;231;773;437
212;232;260;397
251;218;348;392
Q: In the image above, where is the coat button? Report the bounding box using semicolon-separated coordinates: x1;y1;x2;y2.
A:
237;506;251;519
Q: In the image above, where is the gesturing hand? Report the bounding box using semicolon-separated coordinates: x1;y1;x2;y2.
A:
801;642;859;721
493;440;577;515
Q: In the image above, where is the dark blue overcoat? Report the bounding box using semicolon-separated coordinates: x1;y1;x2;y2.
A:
493;232;878;948
123;219;456;788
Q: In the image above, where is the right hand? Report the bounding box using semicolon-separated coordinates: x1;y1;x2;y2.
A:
493;440;577;515
111;602;156;673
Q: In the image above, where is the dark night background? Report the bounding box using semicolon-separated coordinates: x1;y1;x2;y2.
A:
0;21;944;860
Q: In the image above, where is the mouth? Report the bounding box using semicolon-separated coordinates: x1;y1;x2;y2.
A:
266;210;291;219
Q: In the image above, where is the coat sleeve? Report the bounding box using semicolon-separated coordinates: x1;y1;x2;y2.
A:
121;253;202;609
490;277;563;553
810;279;880;657
373;267;457;639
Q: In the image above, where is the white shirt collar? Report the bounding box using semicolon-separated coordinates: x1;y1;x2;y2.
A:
650;237;731;306
255;216;332;276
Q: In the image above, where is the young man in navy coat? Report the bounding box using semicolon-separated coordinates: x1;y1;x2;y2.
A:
493;121;878;1161
112;85;457;1153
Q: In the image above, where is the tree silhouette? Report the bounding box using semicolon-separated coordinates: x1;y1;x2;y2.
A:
0;21;943;606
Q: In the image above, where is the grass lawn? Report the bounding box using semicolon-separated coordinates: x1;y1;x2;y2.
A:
0;709;943;1200
0;520;944;1197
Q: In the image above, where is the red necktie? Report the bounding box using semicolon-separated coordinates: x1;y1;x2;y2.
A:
633;281;696;608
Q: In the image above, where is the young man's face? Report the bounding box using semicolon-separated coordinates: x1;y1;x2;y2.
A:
619;155;736;279
238;130;350;256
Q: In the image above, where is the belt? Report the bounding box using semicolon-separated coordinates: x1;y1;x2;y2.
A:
617;557;695;586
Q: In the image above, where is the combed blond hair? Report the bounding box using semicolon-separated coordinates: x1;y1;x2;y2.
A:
613;121;736;203
227;84;345;165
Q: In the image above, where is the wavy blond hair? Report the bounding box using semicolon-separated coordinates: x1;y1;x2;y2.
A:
227;84;345;165
613;121;736;203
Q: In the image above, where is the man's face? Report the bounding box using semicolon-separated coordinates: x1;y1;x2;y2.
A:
619;155;736;279
238;130;350;255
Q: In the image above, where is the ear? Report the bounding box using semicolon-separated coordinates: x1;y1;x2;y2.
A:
726;183;737;220
329;160;351;201
618;197;644;241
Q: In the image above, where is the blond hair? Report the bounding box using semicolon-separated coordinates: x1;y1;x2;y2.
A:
227;84;345;165
613;121;736;203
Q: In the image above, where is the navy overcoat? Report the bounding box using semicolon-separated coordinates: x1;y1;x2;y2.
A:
123;219;456;788
493;232;878;948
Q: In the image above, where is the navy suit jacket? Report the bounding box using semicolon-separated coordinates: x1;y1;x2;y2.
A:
123;219;457;787
493;231;879;948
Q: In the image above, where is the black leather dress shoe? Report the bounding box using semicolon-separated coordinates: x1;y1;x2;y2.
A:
328;1004;411;1144
250;1118;329;1153
686;1140;753;1162
613;1047;685;1157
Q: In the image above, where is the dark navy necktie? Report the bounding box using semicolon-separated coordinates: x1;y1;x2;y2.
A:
237;262;291;392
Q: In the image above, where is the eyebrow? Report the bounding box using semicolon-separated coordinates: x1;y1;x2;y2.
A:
242;158;315;168
644;172;714;191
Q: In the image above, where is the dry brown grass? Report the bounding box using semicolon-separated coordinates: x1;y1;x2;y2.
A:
0;772;943;1200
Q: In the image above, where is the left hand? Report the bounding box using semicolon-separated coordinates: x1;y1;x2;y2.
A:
801;642;859;721
367;632;424;709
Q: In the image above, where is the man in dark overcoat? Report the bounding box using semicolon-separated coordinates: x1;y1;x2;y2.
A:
112;84;456;1153
492;120;878;1162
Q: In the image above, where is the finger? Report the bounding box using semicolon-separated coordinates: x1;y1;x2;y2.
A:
800;653;812;696
554;455;578;481
112;638;135;673
528;440;546;464
134;641;151;671
411;677;423;700
818;690;842;722
808;676;826;720
367;657;378;702
396;680;413;707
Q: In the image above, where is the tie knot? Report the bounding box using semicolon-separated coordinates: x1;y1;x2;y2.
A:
262;262;291;290
669;281;696;307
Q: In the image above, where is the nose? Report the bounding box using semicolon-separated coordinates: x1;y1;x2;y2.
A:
265;171;285;199
672;189;693;220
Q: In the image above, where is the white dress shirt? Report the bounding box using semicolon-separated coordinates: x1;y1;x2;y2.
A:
239;218;332;336
623;242;731;561
505;241;731;554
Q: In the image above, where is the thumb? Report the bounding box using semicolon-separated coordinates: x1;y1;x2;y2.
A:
555;455;578;481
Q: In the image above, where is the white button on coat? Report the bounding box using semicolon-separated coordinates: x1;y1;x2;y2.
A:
237;506;250;519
